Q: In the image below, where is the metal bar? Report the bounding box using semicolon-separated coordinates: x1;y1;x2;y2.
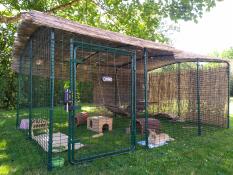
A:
48;29;55;171
177;63;181;117
70;147;132;164
76;51;99;66
143;48;149;148
227;62;230;128
130;54;134;147
28;39;33;139
71;47;77;160
114;68;118;117
130;52;137;148
73;41;132;56
148;60;229;72
16;54;23;128
75;45;132;67
196;60;201;136
133;51;137;147
68;38;74;163
118;54;175;68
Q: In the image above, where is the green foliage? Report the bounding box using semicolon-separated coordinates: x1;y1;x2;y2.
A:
159;0;216;22
0;23;17;109
222;47;233;59
55;0;218;42
210;47;233;59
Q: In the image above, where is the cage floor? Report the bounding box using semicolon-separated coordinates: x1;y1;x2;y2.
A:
33;132;84;152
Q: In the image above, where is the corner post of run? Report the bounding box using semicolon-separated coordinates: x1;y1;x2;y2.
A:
48;29;55;171
143;48;149;148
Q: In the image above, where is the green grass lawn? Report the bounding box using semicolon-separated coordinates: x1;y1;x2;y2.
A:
1;108;233;175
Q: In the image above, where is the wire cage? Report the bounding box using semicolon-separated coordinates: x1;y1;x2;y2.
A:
14;11;230;171
135;57;229;149
16;27;137;170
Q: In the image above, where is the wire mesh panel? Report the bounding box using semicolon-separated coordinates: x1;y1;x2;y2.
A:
17;27;136;169
143;61;229;148
16;28;52;168
17;43;30;134
198;62;229;134
68;41;136;163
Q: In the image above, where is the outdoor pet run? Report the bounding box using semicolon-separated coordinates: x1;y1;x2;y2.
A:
12;11;230;171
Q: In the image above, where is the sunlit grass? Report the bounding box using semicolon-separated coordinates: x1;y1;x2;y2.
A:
0;165;10;175
0;107;233;174
0;140;7;150
0;153;8;160
81;105;97;112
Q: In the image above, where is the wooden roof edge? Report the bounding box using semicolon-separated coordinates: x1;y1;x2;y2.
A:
12;10;178;58
28;10;175;50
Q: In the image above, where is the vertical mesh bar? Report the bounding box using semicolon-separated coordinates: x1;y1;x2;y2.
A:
196;60;202;136
29;38;33;139
227;63;230;128
68;38;74;163
143;48;149;148
48;29;55;171
133;51;137;147
177;63;181;117
16;54;22;128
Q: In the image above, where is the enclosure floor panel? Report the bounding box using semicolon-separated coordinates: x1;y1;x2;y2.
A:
33;132;84;152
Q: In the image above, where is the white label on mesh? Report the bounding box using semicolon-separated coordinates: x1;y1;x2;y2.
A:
102;76;113;82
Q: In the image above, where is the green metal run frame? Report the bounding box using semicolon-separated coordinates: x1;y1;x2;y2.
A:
67;39;137;165
15;28;231;171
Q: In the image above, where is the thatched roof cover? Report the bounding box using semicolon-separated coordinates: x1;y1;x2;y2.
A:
13;10;227;65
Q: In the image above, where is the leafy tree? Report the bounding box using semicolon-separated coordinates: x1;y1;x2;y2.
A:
221;47;233;59
0;0;221;109
211;47;233;59
211;47;233;96
0;23;17;109
0;0;220;42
